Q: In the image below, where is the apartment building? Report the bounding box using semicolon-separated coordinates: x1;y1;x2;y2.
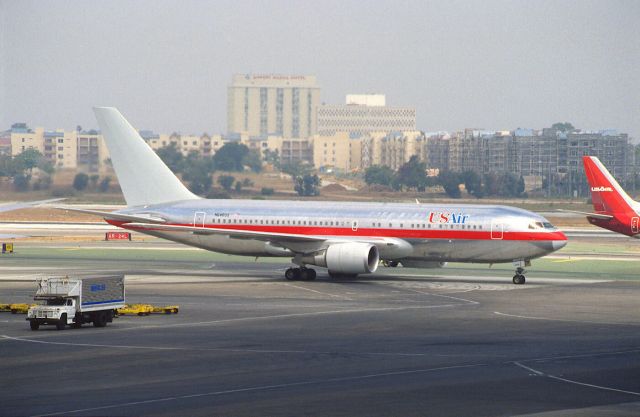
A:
423;128;634;193
317;94;416;136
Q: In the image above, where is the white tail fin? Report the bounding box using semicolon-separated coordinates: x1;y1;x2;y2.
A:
94;107;199;207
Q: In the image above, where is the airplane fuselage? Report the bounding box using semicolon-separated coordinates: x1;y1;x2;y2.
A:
110;199;567;264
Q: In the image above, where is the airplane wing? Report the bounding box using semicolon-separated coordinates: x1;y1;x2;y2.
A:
0;198;65;213
556;209;613;220
56;207;167;224
125;222;329;242
58;208;410;254
122;222;408;255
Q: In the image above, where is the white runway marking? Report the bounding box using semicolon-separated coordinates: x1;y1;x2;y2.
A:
393;287;480;306
493;311;639;326
280;282;353;300
123;301;477;331
513;361;640;397
514;348;640;364
0;295;480;342
0;334;433;357
33;363;487;417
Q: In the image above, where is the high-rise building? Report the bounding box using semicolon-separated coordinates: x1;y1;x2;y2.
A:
317;94;416;136
227;74;320;138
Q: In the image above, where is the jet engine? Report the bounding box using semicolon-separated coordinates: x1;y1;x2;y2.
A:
302;242;379;274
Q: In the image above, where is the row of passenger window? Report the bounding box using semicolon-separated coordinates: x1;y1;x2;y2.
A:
210;217;483;230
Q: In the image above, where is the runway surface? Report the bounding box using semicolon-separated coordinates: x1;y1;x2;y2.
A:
1;243;640;417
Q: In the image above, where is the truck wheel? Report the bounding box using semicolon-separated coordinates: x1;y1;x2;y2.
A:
93;312;107;328
30;321;39;331
56;314;66;330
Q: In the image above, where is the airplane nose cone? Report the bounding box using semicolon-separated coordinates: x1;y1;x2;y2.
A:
552;239;567;251
551;231;568;251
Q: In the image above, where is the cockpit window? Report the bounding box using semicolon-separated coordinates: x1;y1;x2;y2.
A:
528;221;555;230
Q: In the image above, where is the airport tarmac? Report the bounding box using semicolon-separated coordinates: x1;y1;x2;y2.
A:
1;238;640;417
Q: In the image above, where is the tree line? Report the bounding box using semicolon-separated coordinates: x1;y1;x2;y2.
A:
0;149;54;191
364;156;526;198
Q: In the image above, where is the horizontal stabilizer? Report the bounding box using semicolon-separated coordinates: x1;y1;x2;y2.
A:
556;209;613;220
56;207;167;224
0;198;65;214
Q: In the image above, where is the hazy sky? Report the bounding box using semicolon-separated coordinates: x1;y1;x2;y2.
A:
1;0;638;138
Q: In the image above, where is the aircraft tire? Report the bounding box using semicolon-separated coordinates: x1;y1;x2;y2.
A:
285;268;297;280
305;269;316;281
56;314;66;330
512;274;526;285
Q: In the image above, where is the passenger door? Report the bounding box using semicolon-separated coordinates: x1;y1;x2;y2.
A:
632;217;639;234
193;211;206;228
490;221;503;240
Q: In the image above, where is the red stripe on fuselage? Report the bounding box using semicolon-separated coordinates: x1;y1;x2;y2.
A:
107;220;566;242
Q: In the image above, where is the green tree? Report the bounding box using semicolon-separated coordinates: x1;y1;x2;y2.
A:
73;173;89;191
244;149;263;173
37;158;55;175
13;148;43;174
213;142;249;171
364;165;395;187
264;149;280;169
517;175;526;197
217;174;235;191
156;143;184;173
461;170;484;198
396;156;428;191
0;154;13;177
551;122;575;132
13;173;30;191
98;176;112;192
32;175;52;191
294;174;320;196
481;172;526;197
281;160;313;177
438;171;461;198
89;174;100;189
182;155;214;195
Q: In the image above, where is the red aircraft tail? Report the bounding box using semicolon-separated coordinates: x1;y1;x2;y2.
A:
582;156;639;236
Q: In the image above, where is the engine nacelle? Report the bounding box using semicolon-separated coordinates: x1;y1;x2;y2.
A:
400;260;447;269
302;242;379;274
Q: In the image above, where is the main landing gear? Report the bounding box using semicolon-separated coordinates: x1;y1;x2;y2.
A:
285;267;317;281
512;267;526;285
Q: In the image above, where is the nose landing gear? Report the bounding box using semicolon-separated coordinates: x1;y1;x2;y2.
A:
513;267;526;285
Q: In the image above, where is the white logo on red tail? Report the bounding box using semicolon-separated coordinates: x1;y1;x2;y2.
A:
591;186;613;192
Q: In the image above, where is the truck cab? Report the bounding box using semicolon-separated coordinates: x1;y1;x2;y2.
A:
27;297;76;330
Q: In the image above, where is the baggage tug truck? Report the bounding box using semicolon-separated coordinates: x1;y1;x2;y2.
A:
27;275;125;330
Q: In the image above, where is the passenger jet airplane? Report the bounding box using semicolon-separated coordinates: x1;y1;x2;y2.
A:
62;107;567;284
578;156;640;237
